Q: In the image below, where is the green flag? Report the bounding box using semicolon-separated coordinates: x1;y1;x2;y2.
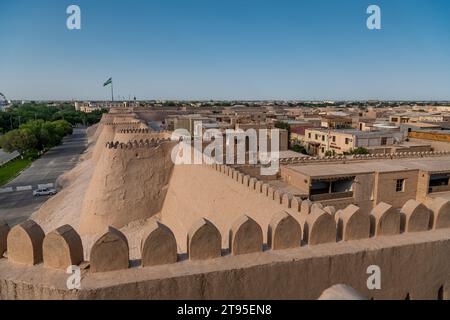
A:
103;77;112;87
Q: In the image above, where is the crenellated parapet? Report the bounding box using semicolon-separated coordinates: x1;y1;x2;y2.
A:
1;196;449;275
119;128;151;134
80;139;178;236
102;121;144;126
277;150;450;165
208;162;307;214
104;138;172;150
117;128;172;135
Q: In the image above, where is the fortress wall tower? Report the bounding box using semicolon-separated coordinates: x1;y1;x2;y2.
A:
114;128;172;144
92;112;149;163
79;140;177;235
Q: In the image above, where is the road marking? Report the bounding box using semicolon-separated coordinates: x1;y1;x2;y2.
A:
0;187;14;194
0;183;54;193
16;185;32;191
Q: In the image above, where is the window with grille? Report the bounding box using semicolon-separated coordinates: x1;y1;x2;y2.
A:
396;179;405;192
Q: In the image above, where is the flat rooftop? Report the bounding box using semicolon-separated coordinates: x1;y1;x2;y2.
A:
307;128;397;138
286;156;450;178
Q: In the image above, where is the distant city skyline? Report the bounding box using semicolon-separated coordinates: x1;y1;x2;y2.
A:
1;0;450;101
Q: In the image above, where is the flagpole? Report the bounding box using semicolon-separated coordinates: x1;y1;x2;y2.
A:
111;80;114;102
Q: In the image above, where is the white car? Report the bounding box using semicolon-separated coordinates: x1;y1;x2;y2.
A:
33;188;57;197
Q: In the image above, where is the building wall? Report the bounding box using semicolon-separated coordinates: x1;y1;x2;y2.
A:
280;167;310;194
416;171;430;203
409;131;450;143
353;174;376;212
304;129;355;156
373;170;419;208
408;138;450;152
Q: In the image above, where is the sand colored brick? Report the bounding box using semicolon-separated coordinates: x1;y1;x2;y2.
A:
427;198;450;229
43;225;83;270
267;211;302;250
7;220;45;266
291;197;302;212
187;219;222;260
301;199;312;215
370;202;401;236
90;227;129;273
336;205;371;241
243;175;250;187
281;193;292;209
229;215;263;255
400;200;431;232
305;210;336;245
262;184;269;197
249;177;257;189
141;222;177;267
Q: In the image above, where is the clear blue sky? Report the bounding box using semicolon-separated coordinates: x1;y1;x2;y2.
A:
1;0;450;101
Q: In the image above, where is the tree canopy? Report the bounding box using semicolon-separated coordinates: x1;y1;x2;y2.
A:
0;119;73;159
0;102;106;134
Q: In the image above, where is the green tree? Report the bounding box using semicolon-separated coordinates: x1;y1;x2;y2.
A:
325;150;336;157
291;144;307;154
344;147;369;155
0;129;38;155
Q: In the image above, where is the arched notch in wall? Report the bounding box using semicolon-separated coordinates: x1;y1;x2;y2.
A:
187;218;222;261
301;199;313;215
274;190;283;205
336;205;370;241
427;198;450;230
304;209;336;245
43;225;83;270
267;186;275;200
267;211;302;250
141;222;177;267
281;193;292;209
0;220;10;258
249;177;257;190
7;220;45;266
291;197;302;212
90;227;129;273
400;200;431;233
255;180;264;193
370;202;401;237
243;175;251;187
229;215;263;255
261;184;270;197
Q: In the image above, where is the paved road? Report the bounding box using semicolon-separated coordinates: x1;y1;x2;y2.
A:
0;128;87;225
0;150;19;166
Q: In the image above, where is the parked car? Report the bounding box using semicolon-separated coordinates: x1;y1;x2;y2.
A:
33;188;57;197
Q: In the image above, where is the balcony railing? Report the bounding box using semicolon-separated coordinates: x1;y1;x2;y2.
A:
310;191;354;202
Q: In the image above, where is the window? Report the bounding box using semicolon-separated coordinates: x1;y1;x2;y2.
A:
396;179;405;192
381;137;387;146
315;134;319;140
322;135;325;141
345;138;350;145
321;147;325;153
332;136;336;143
308;133;311;139
429;174;450;187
